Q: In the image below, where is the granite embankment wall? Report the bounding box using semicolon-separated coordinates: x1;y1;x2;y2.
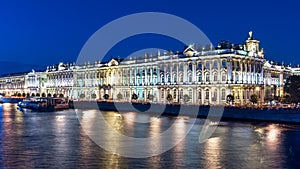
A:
71;101;300;123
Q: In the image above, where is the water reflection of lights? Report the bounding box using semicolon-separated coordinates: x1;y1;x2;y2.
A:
113;113;122;118
106;153;121;168
171;117;188;167
254;124;281;152
123;112;136;128
254;128;264;135
149;117;162;136
204;137;222;169
56;115;65;122
266;124;280;143
208;121;219;126
82;110;97;119
254;124;281;143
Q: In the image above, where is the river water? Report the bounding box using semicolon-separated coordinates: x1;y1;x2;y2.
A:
0;103;300;168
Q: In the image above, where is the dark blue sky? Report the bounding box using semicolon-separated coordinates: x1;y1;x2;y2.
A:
0;0;300;74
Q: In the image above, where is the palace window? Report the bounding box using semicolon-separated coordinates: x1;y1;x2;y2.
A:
173;74;177;83
161;74;164;83
198;89;202;100
222;60;227;68
167;89;170;95
138;76;142;85
179;89;183;99
198;63;202;70
212;89;218;102
198;73;202;82
205;61;210;69
236;91;240;99
213;72;218;81
188;73;192;82
205;89;209;100
173;64;177;71
179;74;183;82
179;64;184;71
205;72;210;82
222;72;226;82
153;75;157;84
173;89;177;100
189;63;193;71
167;74;171;83
221;89;226;100
153;67;157;74
213;60;218;69
189;89;193;101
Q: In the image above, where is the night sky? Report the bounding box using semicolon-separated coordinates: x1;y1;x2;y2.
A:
0;0;300;74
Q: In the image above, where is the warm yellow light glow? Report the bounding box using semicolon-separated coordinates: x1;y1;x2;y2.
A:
203;137;221;168
266;124;280;143
113;113;122;118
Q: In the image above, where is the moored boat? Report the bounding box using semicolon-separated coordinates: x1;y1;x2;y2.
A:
0;96;24;103
18;97;69;112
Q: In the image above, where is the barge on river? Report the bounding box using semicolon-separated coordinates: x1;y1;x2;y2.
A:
18;97;69;112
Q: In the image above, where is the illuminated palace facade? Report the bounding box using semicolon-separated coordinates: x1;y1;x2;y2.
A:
0;32;298;105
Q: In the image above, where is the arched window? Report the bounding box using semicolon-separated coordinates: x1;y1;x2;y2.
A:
188;73;192;82
189;89;193;101
137;76;140;85
205;61;210;69
179;74;183;82
179;64;184;71
205;89;209;100
167;74;170;83
198;89;202;100
173;89;177;100
213;60;218;69
205;72;210;82
221;89;226;100
212;89;217;101
179;89;183;99
198;73;202;82
213;72;218;81
198;63;202;70
222;72;226;82
222;60;227;68
173;74;177;83
173;64;177;71
161;74;164;83
189;63;193;71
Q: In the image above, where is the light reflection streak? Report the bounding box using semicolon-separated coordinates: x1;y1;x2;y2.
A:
148;117;162;157
122;112;136;128
254;124;281;152
149;117;161;136
172;117;187;167
266;124;280;143
203;137;221;169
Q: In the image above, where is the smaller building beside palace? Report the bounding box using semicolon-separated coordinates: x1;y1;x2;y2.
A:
0;32;299;105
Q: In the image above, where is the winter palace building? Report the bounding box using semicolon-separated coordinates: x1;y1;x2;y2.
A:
0;32;298;105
